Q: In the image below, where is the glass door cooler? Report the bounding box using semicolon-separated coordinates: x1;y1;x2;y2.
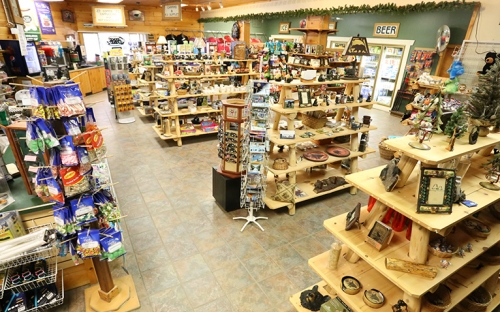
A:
359;45;382;99
373;46;404;106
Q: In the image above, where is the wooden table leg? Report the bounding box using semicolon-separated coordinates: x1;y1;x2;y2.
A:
363;201;388;230
409;222;430;264
403;293;422;312
272;112;282;130
479;145;494;156
288;203;296;216
396;155;418;188
344;248;360;264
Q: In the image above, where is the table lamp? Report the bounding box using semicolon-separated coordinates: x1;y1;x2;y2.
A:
157;35;167;53
342;34;370;80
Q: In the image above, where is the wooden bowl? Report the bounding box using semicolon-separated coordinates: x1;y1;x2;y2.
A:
460;218;491;239
363;289;385;309
340;276;361;295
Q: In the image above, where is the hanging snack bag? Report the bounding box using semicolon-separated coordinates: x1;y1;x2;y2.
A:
54;84;86;117
60;166;91;197
35;118;59;149
30;86;45;119
85;107;107;158
53;204;68;236
91;162;111;189
70;195;97;225
100;229;126;261
26;121;44;154
34;169;50;202
77;229;101;259
77;146;92;175
49;148;61;178
46;87;60;119
62;117;81;136
45;173;64;204
59;137;79;167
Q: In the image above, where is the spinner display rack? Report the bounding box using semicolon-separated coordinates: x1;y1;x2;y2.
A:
234;80;271;232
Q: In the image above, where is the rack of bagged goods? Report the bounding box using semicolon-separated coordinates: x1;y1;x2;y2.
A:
153;54;259;146
0;83;126;311
290;129;500;311
104;55;135;124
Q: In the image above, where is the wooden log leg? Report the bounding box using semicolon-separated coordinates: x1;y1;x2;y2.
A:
272;112;282;130
363;201;388;230
164;118;172;136
409;222;430;264
479;145;494;156
456;159;472;178
396;155;419;188
335;107;345;123
483;269;499;294
344;249;360;263
403;293;422;312
289;144;297;166
288;203;295;216
278;87;286;106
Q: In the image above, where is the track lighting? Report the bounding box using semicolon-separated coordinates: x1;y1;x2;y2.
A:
196;5;198;11
219;2;223;8
207;2;211;10
201;5;205;11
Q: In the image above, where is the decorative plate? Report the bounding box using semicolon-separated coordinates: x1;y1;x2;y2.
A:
341;276;361;295
326;146;351;157
303;150;329;162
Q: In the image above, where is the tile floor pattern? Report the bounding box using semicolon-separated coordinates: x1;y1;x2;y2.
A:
52;93;410;312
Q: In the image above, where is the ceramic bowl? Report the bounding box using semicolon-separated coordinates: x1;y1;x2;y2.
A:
363;289;385;309
340;276;361;295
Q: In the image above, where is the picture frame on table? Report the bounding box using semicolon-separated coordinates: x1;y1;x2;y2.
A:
279;22;291;34
298;91;311;106
366;221;393;251
294;58;302;65
417;168;456;214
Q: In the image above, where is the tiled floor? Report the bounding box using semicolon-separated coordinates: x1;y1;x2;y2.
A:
53;93;409;312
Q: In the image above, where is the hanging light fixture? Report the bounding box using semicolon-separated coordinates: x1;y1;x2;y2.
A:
196;5;199;11
201;5;205;11
207;2;211;10
219;2;223;8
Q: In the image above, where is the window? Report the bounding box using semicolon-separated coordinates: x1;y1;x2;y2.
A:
82;32;147;63
82;33;100;63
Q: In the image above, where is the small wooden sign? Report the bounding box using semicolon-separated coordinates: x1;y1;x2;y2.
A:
162;2;182;21
373;23;400;38
92;5;126;27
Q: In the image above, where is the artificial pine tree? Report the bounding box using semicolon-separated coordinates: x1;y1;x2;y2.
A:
410;93;444;134
466;59;500;126
444;105;467;139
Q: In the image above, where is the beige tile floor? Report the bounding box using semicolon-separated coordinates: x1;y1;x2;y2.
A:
52;92;409;312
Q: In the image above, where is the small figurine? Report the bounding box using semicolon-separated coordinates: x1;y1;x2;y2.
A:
366;94;372;102
465;243;473;252
313;98;318;106
392;300;408;312
457;247;465;258
440;259;451;269
357;93;364;103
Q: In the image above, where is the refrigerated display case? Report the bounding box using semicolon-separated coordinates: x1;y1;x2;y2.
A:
372;46;404;105
359;45;382;99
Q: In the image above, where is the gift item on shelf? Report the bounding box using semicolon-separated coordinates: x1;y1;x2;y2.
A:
460;286;492;311
299;284;331;311
460;217;491;239
234;81;270;232
385;257;438;278
327;242;342;270
428;237;458;258
340;276;361;295
345;203;360;231
366;221;393;251
379;158;401;192
363;289;385;309
313;176;347;194
417;168;456;214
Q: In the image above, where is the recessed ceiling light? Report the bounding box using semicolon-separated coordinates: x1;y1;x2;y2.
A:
97;0;123;3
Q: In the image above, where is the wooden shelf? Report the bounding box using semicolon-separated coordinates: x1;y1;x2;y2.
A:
286;63;329;70
270;102;374;115
159;59;257;63
486;284;500;312
154;106;221;117
289;281;334;312
290;28;338;33
309;246;404;311
268;146;375;175
156;72;256;80
346;162;499;232
264;168;351;210
137;107;153;117
173;91;247;99
290;53;330;58
152;124;218;140
382;134;500;165
272;79;368;87
324;207;500;298
268;125;376;146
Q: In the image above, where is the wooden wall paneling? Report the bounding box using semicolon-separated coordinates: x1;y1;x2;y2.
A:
98;67;107;90
70;70;91;95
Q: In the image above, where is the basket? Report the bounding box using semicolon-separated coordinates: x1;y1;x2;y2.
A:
479;243;500;265
272;158;289;170
460;286;492;311
423;284;451;312
461;218;491;239
427;245;458;258
379;137;395;160
489;202;500;220
301;113;327;129
300;77;316;83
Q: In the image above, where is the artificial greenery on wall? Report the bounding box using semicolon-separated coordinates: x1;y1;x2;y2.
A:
198;0;477;23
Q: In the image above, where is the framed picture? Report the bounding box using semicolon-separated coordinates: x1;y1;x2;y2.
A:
328;22;337;30
365;221;393;251
417;168;456;214
310;59;321;68
293;58;302;64
284;99;294;109
345;203;360;231
2;0;23;26
163;2;182;21
61;10;75;23
298;91;311;106
287;56;295;64
279;22;291;34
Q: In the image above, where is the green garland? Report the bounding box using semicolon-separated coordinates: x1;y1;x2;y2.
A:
198;0;477;23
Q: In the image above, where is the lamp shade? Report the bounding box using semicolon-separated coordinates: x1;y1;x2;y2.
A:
157;36;167;44
344;35;370;56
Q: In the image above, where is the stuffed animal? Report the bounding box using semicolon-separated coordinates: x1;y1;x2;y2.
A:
447;60;465;79
442;78;459;94
478;52;500;75
458;84;467;93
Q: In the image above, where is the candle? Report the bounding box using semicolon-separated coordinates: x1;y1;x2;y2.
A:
328;242;342;270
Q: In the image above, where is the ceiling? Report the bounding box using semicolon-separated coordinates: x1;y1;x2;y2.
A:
66;0;270;10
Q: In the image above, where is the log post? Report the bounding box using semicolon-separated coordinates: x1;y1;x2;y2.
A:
479;145;494;157
344;249;360;264
403;293;422;312
363;201;388;231
385;258;438;278
409;222;430;264
396;155;418;188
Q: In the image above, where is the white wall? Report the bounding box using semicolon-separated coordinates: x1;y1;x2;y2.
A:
201;0;500;42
